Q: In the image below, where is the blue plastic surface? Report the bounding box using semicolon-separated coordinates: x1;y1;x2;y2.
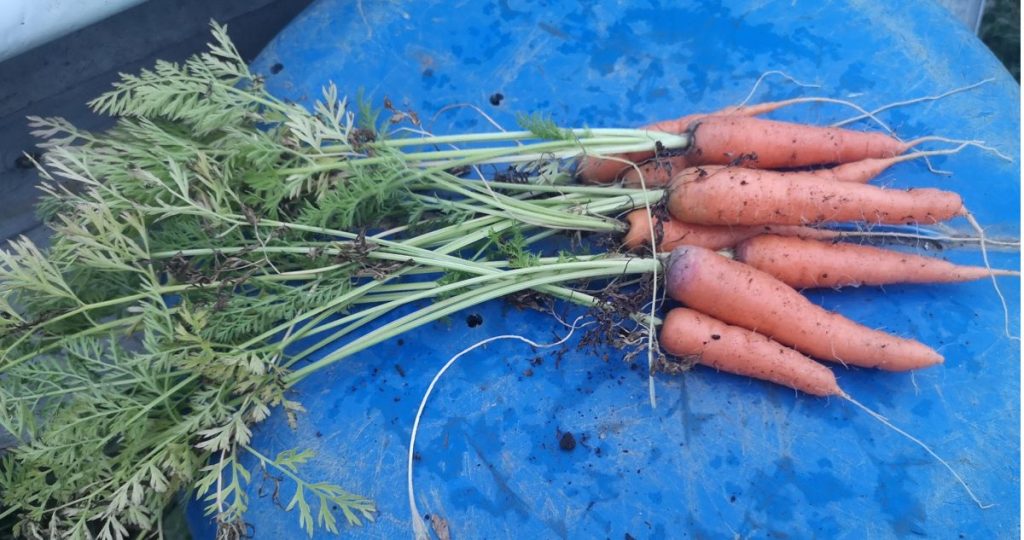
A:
187;1;1021;538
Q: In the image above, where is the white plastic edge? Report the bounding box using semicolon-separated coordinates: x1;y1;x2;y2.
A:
0;0;148;62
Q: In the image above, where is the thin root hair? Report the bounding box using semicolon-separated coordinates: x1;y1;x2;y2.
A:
832;78;995;128
903;137;1013;163
584;153;663;408
745;96;896;134
735;70;821;108
842;393;993;509
407;316;592;540
963;211;1017;341
430;102;512;135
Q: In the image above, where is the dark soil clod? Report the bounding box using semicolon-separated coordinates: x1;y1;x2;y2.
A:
559;432;577;451
489;92;504;106
14;152;41;169
466;313;484;328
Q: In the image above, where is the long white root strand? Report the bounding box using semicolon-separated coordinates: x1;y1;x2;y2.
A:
962;211;1017;341
408;317;589;539
842;393;992;509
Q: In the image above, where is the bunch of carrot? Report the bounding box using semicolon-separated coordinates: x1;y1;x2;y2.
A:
576;105;1017;399
4;23;1015;536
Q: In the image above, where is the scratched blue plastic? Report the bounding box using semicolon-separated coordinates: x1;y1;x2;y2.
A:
187;1;1020;538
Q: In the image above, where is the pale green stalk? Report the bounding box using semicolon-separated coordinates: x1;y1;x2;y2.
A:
285;258;660;383
279;131;688;176
280;258;654;366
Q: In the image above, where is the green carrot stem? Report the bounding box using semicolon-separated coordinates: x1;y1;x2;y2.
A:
462;180;655;195
281;258;647;364
277;131;688;176
371;128;688;148
412;194;621;232
284;258;660;382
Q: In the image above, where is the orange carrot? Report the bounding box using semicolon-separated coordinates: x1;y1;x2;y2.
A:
684;116;908;168
622;161;878;188
576;113;705;184
619;141;1000;187
734;235;1019;289
665;245;943;371
622;152;922;188
621;209;841;252
598;151;907;190
660;307;842;396
614;157;691;187
803;145;989;183
576;149;676;186
577;113;911;184
667;166;965;226
808;156;915;184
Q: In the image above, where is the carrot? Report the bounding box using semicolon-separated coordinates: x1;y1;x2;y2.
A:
614;157;690;187
803;145;988;183
621;148;947;187
622;160;869;189
578;113;912;184
734;235;1020;289
622;161;880;189
617;142;997;187
660;306;988;507
660;307;842;396
575;105;772;184
577;96;847;184
665;245;943;371
626;161;899;189
576;149;675;186
667;166;965;226
621;209;841;252
596;146;915;189
576;113;706;184
809;155;929;184
684;115;909;168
